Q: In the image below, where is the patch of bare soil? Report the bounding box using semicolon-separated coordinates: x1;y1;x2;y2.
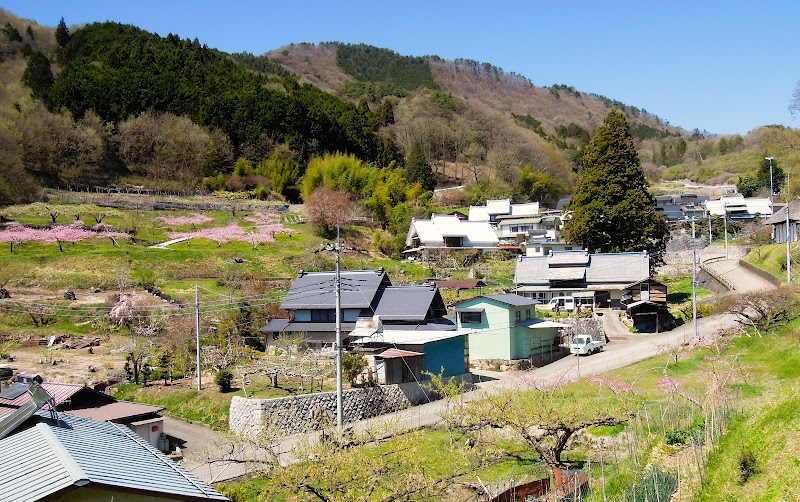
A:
3;288;110;305
4;342;121;388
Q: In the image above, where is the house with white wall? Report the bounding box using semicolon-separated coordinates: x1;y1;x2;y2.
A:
403;214;499;255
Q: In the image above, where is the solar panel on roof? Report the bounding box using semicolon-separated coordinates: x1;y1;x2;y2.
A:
0;383;29;400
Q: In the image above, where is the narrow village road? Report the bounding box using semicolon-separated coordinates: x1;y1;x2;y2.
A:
182;256;777;483
702;257;778;292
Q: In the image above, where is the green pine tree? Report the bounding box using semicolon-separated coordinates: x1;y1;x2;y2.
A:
405;141;436;192
564;110;668;267
22;51;54;100
55;17;70;48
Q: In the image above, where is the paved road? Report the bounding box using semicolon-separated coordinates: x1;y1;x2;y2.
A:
180;255;776;483
703;257;778;292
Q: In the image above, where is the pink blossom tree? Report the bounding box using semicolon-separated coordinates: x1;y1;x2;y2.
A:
0;221;129;253
156;213;214;227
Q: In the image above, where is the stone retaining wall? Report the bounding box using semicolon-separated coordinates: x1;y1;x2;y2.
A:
229;375;471;437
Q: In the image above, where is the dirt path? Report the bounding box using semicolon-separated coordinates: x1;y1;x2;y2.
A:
149;237;189;249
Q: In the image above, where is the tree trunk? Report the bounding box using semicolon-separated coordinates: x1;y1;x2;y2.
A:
553;466;564;491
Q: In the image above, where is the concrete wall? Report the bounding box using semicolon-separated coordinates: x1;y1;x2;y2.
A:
230;375;471;437
738;259;782;287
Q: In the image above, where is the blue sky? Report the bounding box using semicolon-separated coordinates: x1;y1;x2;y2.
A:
3;0;799;135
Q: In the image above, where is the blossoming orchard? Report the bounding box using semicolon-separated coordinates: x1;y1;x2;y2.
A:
0;222;129;253
167;212;295;249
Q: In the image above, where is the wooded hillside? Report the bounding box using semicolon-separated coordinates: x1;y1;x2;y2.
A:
2;8;800;208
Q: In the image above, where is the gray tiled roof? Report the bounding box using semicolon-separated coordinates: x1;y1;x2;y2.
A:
548;267;586;281
515;252;649;287
280;269;390;310
548;251;590;266
0;412;228;502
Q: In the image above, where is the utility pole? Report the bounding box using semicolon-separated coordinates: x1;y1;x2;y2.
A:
691;218;698;340
335;226;343;431
195;284;201;391
723;199;728;260
787;174;792;283
766;156;775;214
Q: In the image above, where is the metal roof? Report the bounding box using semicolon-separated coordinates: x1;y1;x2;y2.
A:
433;280;485;289
481;294;539;307
351;330;466;345
376;349;424;359
373;286;445;321
260;318;291;333
65;401;164;422
0;383;87;408
279;269;390;310
520;319;569;329
0;411;229;502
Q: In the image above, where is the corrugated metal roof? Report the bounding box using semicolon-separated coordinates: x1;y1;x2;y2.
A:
65;401;164;421
0;383;84;408
0;423;88;502
0;411;229;501
377;349;424;359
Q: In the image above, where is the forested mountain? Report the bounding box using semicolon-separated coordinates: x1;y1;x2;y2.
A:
2;8;799;208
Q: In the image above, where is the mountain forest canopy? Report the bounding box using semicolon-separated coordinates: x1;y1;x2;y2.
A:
2;8;799;209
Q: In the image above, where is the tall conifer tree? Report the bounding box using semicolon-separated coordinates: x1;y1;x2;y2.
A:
55;17;70;48
405;141;436;192
564;110;668;266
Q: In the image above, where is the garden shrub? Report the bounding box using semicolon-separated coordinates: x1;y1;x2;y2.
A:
215;369;234;392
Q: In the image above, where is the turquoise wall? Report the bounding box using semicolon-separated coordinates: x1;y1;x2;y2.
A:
456;297;558;361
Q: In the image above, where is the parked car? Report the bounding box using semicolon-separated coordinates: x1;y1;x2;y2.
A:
570;334;606;355
547;296;575;312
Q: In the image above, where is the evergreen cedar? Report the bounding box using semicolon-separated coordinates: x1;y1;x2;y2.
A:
564;110;669;268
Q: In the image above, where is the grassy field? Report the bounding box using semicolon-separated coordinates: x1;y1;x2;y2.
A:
742;243;791;283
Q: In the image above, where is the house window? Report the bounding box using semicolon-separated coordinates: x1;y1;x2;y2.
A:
459;311;482;324
525;309;531;320
640;283;650;293
311;310;335;322
515;311;521;322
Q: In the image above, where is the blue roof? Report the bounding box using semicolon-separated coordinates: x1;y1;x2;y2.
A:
0;411;228;502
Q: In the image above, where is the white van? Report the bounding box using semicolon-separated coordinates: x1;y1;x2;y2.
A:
547;296;574;312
